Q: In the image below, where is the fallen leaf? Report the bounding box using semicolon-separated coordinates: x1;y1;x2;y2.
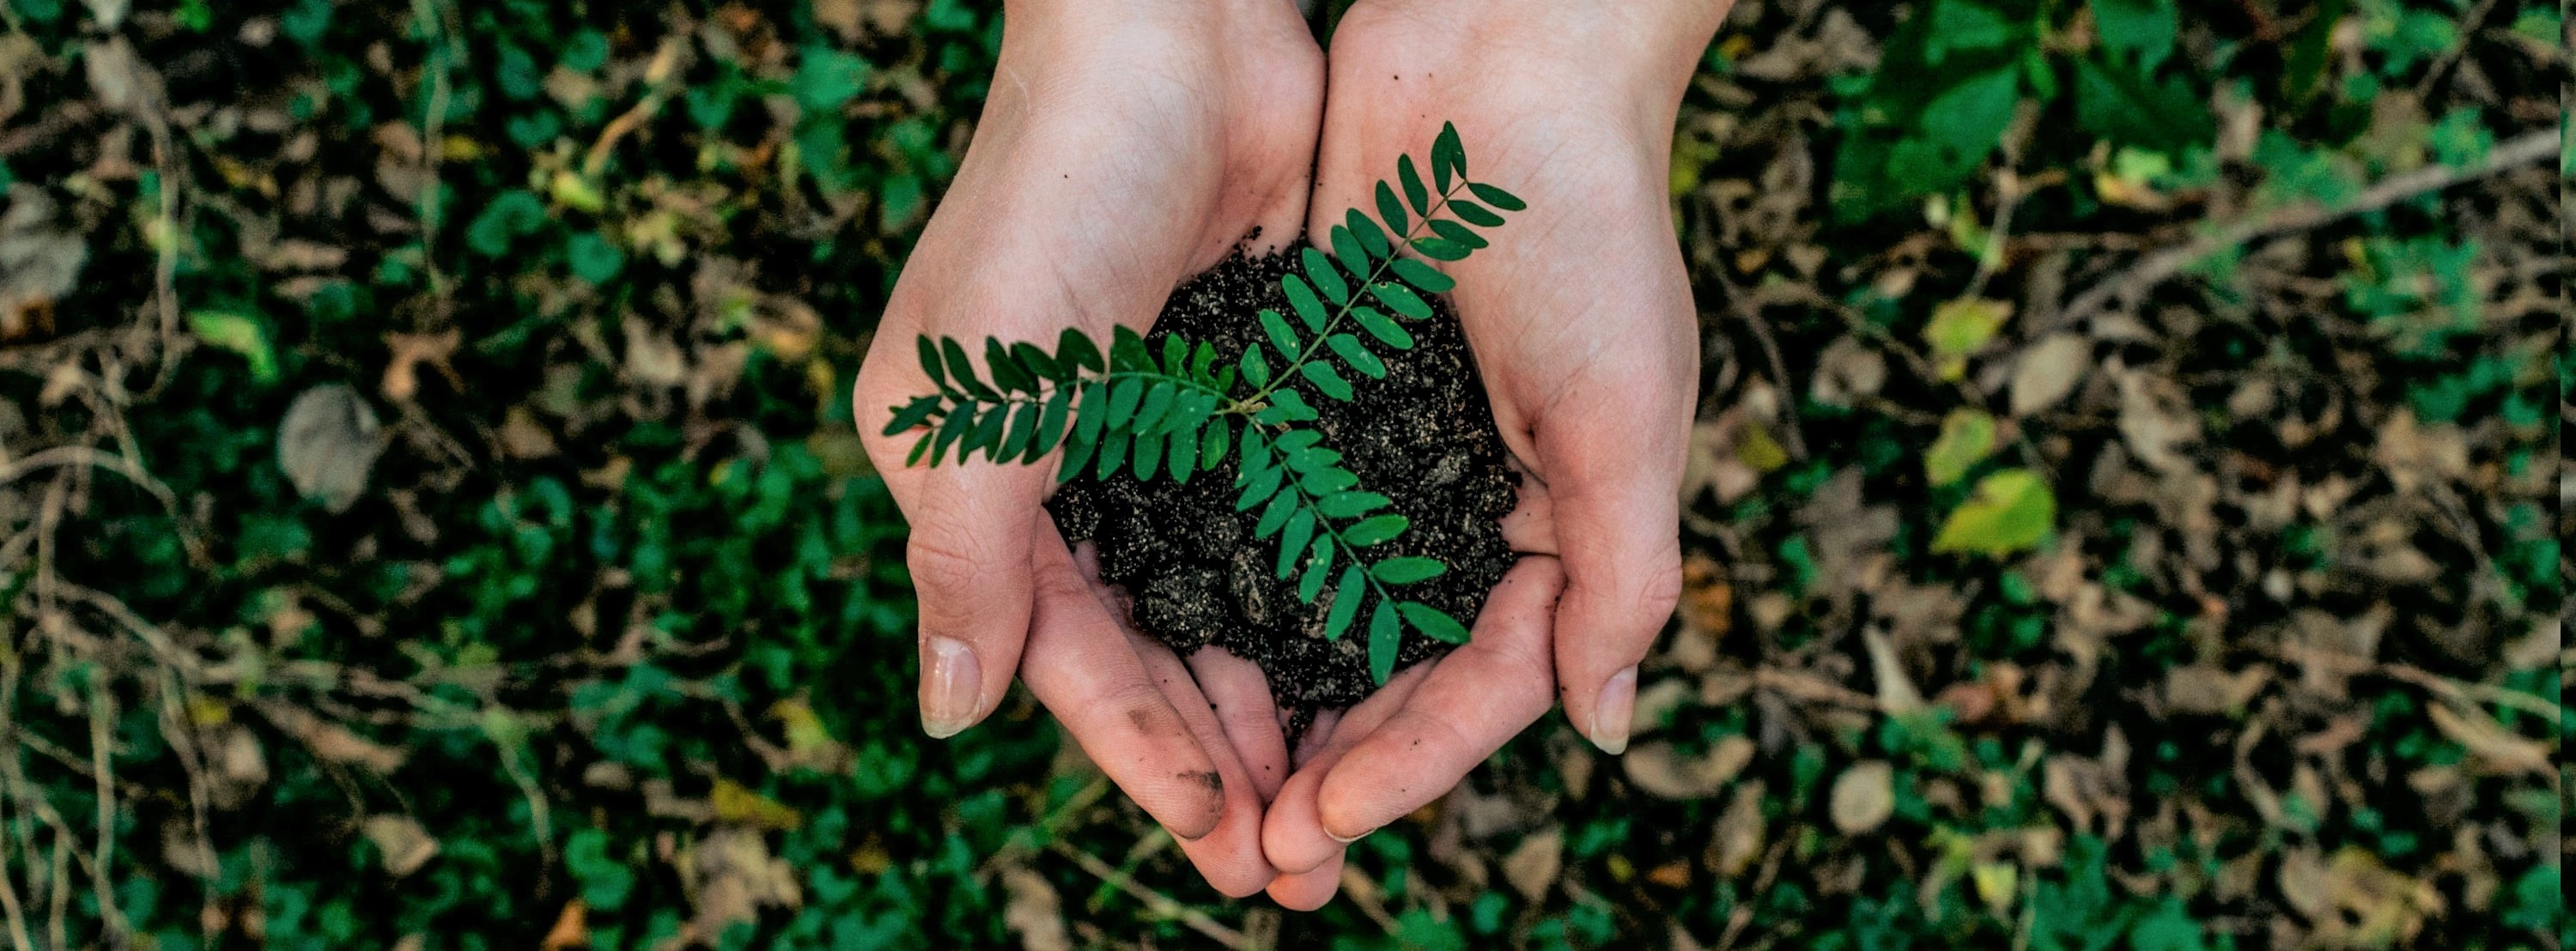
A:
2113;366;2200;476
1931;469;2056;557
1706;781;1766;877
361;815;440;876
1501;827;1563;900
278;384;383;512
2161;663;2269;715
1971;860;2018;912
2008;333;2091;416
999;867;1071;951
1924;409;1997;487
2426;703;2551;776
1829;760;1896;833
0;187;87;342
538;900;587;951
382;330;462;401
1862;628;1925;714
1810;336;1886;407
1924;297;2011;379
711;778;804;830
1622;736;1754;800
190;312;279;383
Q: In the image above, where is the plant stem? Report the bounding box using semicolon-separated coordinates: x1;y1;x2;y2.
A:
1226;182;1469;414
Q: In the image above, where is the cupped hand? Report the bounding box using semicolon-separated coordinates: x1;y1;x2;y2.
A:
1260;0;1728;906
852;0;1321;895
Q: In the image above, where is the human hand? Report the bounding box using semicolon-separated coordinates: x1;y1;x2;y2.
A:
1258;0;1728;906
851;0;1321;894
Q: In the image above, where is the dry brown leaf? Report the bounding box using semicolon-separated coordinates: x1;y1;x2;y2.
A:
1501;827;1563;900
278;384;384;513
538;900;588;951
2162;663;2269;715
623;317;689;387
999;867;1071;951
1828;760;1896;833
2008;333;2090;416
2426;703;2551;776
1706;780;1766;877
0;187;86;342
361;815;440;876
1622;735;1754;800
382;330;462;401
1862;628;1925;714
711;778;804;830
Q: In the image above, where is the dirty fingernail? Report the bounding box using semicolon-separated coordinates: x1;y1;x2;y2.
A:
920;635;981;739
1589;665;1637;755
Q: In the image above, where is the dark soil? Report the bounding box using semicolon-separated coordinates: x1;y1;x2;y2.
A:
1047;240;1518;723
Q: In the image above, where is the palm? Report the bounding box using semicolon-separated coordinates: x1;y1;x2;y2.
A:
1259;3;1701;907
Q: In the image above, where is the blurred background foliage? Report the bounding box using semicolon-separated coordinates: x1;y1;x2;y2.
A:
0;0;2562;948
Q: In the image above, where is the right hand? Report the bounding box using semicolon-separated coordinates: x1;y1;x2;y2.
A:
851;0;1322;895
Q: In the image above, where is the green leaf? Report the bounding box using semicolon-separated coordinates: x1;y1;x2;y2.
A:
1260;308;1302;359
1094;429;1128;479
1057;427;1097;482
1270;389;1319;422
1352;307;1415;348
1132;431;1163;480
1298;536;1334;603
968;403;1008;457
1237;463;1285;511
933;403;975;465
1370;557;1447;585
1324;565;1367;640
1368;599;1400;684
1110;325;1153;371
1200;418;1229;465
1388;257;1455;294
1327;334;1387;379
189;311;278;382
942;337;998;400
1007;342;1061;383
1107;378;1144;428
1168;419;1199;482
916;336;948;391
1467;181;1525;211
1343;514;1410;547
1302;247;1348;304
882;396;941;436
986;336;1036;394
1278;509;1316;578
1931;469;2057;557
1299;468;1360;495
1449;199;1504;227
792;46;872;112
1397;603;1470;645
1056;327;1103;373
2091;0;2178;72
1300;361;1354;401
1375;181;1409;235
1411;237;1470;261
1189;340;1218;382
1925;409;1998;487
1255;493;1297;538
1284;275;1329;332
1274;429;1323;454
1317;491;1393;518
1132;381;1176;433
1371;282;1434;319
1433;123;1466;183
1073;381;1108;445
1923;297;2013;380
1346;209;1392;259
568;231;625;283
1030;387;1071;458
1161;334;1189;376
1330;227;1370;271
906;430;934;467
1427;218;1487;249
1398;154;1431;215
998;402;1038;461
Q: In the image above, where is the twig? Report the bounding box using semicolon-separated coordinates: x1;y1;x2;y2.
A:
1753;667;1880;711
1045;840;1256;951
1709;275;1809;459
0;666;35;951
2272;642;2563;720
2052;129;2560;331
84;684;131;943
2412;0;2504;99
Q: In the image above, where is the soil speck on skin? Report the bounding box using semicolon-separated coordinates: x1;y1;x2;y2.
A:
1048;239;1517;724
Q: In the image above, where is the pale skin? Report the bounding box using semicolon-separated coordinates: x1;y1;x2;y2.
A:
852;0;1728;905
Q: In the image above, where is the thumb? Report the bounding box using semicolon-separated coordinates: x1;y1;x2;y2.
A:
1535;379;1686;756
898;463;1050;738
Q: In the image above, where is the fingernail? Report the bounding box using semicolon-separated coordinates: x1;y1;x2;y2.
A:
1589;665;1637;755
1328;826;1376;845
920;635;981;739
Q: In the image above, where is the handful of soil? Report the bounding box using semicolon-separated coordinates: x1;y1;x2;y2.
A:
1047;241;1518;721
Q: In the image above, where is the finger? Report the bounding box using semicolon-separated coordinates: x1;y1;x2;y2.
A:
1129;632;1276;897
1264;848;1344;912
1261;666;1431;875
1189;648;1290;803
1317;557;1564;839
1537;382;1686;756
896;467;1052;738
1023;527;1226;840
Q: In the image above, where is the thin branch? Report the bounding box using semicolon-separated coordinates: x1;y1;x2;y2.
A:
1045;840;1257;951
2052;129;2560;331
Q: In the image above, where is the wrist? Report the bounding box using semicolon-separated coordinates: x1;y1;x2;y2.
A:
1346;0;1724;105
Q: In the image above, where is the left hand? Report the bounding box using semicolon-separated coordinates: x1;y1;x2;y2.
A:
1257;0;1730;907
